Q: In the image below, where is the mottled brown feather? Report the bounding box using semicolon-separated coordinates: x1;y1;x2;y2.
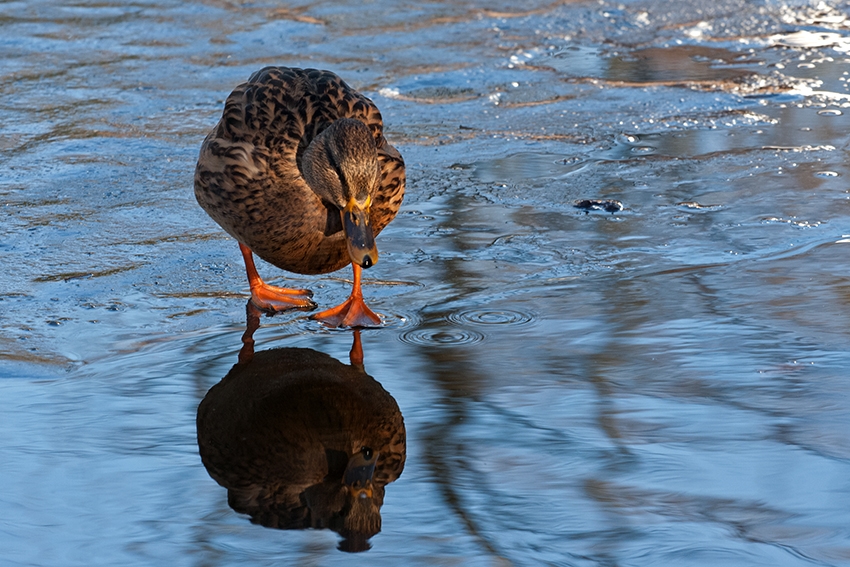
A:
195;67;405;274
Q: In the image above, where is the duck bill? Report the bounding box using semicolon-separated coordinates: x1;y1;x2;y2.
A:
342;197;378;269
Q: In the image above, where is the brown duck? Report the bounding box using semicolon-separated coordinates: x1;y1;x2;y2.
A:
194;67;405;327
197;316;406;552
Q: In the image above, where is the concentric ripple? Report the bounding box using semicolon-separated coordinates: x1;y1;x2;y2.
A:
398;327;485;347
379;310;423;330
447;308;536;328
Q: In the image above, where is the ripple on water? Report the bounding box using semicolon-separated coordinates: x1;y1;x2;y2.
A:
446;308;536;328
630;145;656;155
677;201;722;212
380;310;422;330
398;327;485;347
294;309;422;334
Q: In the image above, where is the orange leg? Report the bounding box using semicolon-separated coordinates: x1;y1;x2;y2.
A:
238;300;262;365
311;263;381;328
349;329;364;368
239;243;316;313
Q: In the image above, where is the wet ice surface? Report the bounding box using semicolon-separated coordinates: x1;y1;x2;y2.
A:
3;0;850;565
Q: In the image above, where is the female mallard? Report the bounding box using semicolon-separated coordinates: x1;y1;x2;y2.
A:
194;67;405;327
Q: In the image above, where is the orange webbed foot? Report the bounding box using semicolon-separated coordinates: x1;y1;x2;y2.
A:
310;263;381;328
239;242;316;314
250;281;316;313
311;294;381;328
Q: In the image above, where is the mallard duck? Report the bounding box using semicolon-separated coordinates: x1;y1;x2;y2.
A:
194;67;405;327
197;322;406;552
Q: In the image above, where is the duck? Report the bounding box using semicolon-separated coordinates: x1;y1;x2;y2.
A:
197;311;406;552
194;67;405;327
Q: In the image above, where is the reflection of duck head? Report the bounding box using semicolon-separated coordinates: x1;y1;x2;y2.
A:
197;307;405;552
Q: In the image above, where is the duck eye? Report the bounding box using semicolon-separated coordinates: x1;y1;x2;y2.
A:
361;446;373;460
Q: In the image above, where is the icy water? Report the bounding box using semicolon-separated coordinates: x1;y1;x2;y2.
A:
3;0;850;565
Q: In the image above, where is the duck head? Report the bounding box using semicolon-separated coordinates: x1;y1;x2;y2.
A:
302;118;380;269
336;446;380;552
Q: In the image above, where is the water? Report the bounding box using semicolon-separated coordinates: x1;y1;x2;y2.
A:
2;0;850;565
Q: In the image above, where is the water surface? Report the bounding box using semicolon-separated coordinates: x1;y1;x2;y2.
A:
2;0;850;565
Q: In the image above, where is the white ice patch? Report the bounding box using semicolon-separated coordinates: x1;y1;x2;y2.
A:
378;87;401;99
770;30;850;49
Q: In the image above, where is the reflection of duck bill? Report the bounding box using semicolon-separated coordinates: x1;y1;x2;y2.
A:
345;449;378;500
348;482;373;500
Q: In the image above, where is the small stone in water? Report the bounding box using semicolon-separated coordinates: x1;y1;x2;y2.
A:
574;199;624;213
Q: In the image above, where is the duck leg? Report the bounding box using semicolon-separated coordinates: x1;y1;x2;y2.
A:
239;243;317;313
311;263;381;328
238;300;262;365
349;329;364;368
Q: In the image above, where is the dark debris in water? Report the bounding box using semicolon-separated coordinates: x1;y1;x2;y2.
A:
574;199;624;214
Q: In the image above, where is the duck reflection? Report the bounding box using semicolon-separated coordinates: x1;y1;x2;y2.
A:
197;303;406;552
